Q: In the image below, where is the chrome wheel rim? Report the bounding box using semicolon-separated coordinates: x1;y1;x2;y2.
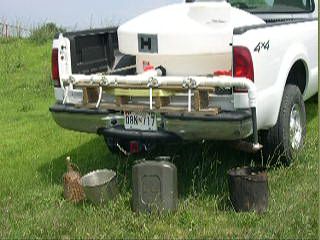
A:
289;103;302;150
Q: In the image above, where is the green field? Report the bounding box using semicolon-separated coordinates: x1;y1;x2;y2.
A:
0;38;318;239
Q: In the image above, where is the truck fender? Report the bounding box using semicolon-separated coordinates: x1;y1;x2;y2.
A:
261;43;309;129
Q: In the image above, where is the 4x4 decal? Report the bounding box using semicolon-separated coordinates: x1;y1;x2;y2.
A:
254;40;270;53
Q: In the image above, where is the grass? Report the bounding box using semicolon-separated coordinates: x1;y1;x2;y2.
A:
0;38;318;239
29;23;66;44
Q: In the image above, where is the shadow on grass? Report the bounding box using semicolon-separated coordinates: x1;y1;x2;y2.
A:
38;136;254;211
37;137;135;193
305;98;318;124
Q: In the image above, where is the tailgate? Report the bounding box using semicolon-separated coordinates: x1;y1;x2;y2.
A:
61;27;118;74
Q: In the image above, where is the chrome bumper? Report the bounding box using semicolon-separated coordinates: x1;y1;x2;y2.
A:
50;104;253;141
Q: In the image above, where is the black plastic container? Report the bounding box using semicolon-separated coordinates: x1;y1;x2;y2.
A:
228;167;269;213
132;158;178;213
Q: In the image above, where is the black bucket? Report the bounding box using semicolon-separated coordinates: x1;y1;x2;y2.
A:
228;167;269;213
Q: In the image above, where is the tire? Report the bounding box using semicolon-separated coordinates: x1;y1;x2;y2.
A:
261;84;306;165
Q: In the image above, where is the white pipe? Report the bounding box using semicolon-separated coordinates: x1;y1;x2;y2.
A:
188;89;192;112
62;87;68;104
62;84;73;104
96;87;103;108
149;87;153;110
62;73;257;108
193;76;257;108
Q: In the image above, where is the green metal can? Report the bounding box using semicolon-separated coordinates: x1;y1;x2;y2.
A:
132;158;178;213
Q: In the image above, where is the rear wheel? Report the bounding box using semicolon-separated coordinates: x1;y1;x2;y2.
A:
261;84;306;165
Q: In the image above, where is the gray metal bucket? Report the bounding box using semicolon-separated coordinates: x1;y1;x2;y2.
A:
81;169;118;205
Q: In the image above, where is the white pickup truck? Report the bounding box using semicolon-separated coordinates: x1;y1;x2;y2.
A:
50;0;318;163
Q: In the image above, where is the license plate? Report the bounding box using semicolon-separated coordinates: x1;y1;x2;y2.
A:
124;112;157;131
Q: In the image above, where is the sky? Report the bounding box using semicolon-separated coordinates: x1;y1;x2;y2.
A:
0;0;181;30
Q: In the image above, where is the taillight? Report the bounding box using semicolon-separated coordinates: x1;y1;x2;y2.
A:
213;70;232;76
233;46;254;92
51;48;60;87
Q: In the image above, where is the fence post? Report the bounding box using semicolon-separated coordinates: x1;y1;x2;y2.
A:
17;24;20;38
5;23;8;38
0;22;31;38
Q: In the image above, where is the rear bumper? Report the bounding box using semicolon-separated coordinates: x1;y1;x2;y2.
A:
50;104;253;141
